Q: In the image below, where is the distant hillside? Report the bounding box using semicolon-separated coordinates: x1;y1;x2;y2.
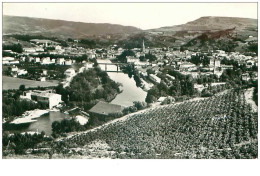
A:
150;16;257;32
3;15;141;39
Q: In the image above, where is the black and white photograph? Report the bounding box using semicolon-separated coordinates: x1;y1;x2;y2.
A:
0;1;258;165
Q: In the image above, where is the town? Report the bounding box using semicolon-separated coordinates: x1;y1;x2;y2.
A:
2;13;258;160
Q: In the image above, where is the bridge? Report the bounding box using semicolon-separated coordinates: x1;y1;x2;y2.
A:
98;62;129;72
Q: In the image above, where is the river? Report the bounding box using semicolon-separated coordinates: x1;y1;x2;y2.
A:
97;59;147;107
6;60;147;135
6;112;70;136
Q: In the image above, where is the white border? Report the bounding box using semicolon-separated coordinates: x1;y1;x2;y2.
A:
0;1;259;176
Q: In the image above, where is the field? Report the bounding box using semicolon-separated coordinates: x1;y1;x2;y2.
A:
42;89;257;159
2;76;58;90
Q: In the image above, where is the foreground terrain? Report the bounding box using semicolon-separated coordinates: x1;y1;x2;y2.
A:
4;89;257;159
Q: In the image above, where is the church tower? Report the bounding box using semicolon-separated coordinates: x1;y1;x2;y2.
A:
142;40;145;52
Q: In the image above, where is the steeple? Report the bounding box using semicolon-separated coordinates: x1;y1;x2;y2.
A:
142;40;145;52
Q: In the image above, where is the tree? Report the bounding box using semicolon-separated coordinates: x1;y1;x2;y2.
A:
19;85;26;91
117;50;135;63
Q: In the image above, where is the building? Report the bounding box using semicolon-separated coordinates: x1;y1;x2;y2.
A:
242;73;250;81
3;57;15;62
11;66;19;72
39;77;46;82
17;69;28;76
42;70;48;75
88;101;124;119
65;60;72;65
64;68;76;77
142;40;145;52
179;62;197;71
55;45;62;50
127;56;139;63
210;58;221;68
41;57;52;65
56;58;65;65
149;74;161;84
166;74;176;81
23;48;36;53
35;57;41;63
21;90;62;109
3;57;19;65
85;63;94;69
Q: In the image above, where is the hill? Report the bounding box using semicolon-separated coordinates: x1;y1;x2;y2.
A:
142;16;258;51
3;15;141;39
3;16;258;52
42;89;257;159
150;16;257;33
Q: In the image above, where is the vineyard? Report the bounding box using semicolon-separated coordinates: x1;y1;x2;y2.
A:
44;89;257;159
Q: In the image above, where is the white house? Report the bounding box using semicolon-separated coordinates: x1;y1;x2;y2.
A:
65;60;72;65
41;57;51;65
39;77;46;82
21;90;62;109
64;68;76;77
35;57;41;63
24;48;36;53
17;69;28;76
42;70;48;75
149;74;161;84
56;58;65;65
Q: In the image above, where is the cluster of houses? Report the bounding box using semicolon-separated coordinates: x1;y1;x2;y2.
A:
3;38;258;91
2;56;76;66
9;65;28;77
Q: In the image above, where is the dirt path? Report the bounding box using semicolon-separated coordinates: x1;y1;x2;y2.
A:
244;87;258;113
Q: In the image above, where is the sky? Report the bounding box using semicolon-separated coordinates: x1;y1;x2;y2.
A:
3;2;258;30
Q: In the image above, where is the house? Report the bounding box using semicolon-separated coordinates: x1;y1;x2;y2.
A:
85;63;94;69
4;60;19;65
55;45;62;50
210;58;221;68
149;74;161;84
166;74;175;81
179;62;197;71
64;68;76;77
56;58;65;65
194;84;205;92
41;57;52;65
35;57;41;63
127;56;139;63
35;47;44;52
23;48;36;53
65;60;72;65
20;90;62;109
88;101;124;119
241;73;250;81
39;77;46;82
11;66;19;72
42;70;48;75
17;69;28;76
3;57;15;62
157;97;167;103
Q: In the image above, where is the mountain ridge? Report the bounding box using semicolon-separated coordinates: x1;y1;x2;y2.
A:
149;16;257;32
3;15;142;38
